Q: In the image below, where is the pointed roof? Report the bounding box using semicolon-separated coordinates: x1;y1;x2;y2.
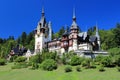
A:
39;7;46;28
78;32;88;40
90;36;97;42
95;23;100;40
62;25;69;36
63;30;69;36
96;27;98;35
70;8;78;30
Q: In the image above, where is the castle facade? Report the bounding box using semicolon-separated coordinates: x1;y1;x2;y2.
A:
34;8;100;55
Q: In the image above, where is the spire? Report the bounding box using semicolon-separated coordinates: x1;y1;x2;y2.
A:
70;7;78;30
48;21;52;41
41;6;45;16
73;7;76;21
48;21;52;29
42;7;44;13
39;6;46;28
95;22;101;50
96;22;99;37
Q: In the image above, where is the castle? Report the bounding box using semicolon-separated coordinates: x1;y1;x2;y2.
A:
34;7;101;56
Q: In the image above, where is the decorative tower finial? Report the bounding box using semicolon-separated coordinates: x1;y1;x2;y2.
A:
96;22;99;36
41;6;44;16
73;7;76;19
42;6;44;13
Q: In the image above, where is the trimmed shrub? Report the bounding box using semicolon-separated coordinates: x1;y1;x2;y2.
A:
0;58;6;65
61;55;67;65
29;54;42;70
15;56;27;63
61;52;76;65
11;56;28;69
49;52;57;60
95;55;104;64
98;64;105;72
30;63;39;70
30;54;42;63
65;65;72;72
61;53;70;65
101;56;114;67
40;59;57;71
108;47;120;66
82;61;88;67
90;62;96;69
82;58;91;69
76;66;81;72
70;56;81;66
41;51;58;61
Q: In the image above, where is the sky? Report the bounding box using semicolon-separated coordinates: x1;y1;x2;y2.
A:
0;0;120;39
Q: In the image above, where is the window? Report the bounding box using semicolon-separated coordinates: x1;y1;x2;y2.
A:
64;41;68;45
55;43;57;48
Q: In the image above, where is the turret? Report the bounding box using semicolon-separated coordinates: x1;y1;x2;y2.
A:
48;21;52;41
96;25;101;50
69;8;79;51
70;8;79;38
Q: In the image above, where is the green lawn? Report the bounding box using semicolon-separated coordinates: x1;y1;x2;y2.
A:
0;63;120;80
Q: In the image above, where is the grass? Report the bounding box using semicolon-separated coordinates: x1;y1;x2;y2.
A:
0;63;120;80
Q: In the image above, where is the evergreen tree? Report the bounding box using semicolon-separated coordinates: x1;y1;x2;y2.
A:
100;30;115;50
7;36;14;40
66;26;70;32
88;27;93;35
26;31;34;44
87;26;96;35
0;38;3;44
58;26;65;37
21;32;27;46
17;37;21;44
113;24;120;47
52;31;55;40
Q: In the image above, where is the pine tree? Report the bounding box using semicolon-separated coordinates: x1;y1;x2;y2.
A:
21;32;27;46
113;24;120;47
58;26;65;37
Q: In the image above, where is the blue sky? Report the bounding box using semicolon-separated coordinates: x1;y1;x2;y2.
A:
0;0;120;39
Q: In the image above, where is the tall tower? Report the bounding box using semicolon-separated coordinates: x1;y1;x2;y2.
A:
69;8;79;51
35;7;48;53
96;25;101;50
48;21;52;41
